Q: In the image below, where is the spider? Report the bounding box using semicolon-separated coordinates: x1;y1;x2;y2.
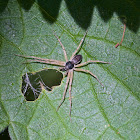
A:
17;31;110;119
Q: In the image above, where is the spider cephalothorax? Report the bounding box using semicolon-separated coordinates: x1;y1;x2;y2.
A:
17;31;110;119
61;55;82;71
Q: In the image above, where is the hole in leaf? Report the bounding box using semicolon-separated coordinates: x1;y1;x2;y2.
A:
0;127;10;140
22;69;63;101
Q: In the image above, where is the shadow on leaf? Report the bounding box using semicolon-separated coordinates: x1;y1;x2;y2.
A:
18;0;35;11
38;0;62;23
0;0;139;32
0;0;9;13
37;0;140;32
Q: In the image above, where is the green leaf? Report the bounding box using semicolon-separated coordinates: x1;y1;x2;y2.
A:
0;0;140;139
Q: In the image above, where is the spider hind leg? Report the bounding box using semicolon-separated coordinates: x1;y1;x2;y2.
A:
74;68;104;87
69;70;73;119
57;72;70;112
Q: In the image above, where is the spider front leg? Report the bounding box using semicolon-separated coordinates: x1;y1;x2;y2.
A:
70;30;88;60
53;31;68;62
15;54;65;66
57;71;70;112
74;68;103;87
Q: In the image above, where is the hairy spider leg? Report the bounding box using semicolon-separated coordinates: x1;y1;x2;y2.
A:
53;32;68;62
57;71;70;111
74;68;103;87
26;59;65;66
69;70;74;119
15;54;65;66
75;60;111;68
70;30;88;60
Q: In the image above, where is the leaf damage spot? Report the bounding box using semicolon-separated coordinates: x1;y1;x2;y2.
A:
21;69;63;101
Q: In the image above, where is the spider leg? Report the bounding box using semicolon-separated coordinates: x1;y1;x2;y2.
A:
57;71;70;112
75;60;111;68
74;68;104;87
69;70;74;120
15;54;65;66
53;32;68;62
70;30;88;60
26;59;65;66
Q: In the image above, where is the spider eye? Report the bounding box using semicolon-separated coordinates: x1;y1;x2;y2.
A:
71;55;82;65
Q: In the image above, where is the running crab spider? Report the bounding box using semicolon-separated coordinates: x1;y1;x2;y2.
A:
16;31;110;119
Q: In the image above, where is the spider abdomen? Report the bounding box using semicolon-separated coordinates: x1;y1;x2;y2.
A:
71;55;82;65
